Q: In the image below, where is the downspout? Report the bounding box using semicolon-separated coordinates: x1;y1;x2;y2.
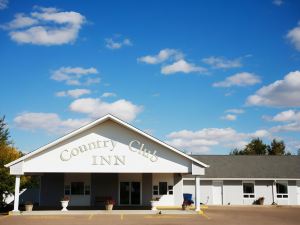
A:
272;180;276;204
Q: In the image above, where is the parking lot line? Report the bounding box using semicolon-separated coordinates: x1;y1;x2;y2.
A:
120;214;124;220
199;210;210;220
144;215;196;219
88;214;94;220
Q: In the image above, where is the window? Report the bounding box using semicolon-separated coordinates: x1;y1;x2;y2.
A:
168;185;173;195
64;185;70;195
71;182;84;195
276;182;288;198
153;185;158;195
159;182;167;195
243;182;255;198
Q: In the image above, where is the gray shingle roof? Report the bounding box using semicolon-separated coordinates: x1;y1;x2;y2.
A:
191;155;300;179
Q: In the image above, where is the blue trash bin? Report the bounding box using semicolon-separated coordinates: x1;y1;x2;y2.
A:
183;193;192;201
183;193;194;205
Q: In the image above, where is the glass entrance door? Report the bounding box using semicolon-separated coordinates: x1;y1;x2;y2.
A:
131;182;141;205
119;182;141;205
120;182;130;205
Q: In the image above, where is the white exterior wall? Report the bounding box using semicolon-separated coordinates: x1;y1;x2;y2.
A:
152;173;174;206
182;180;195;203
255;180;273;205
223;180;243;205
182;180;213;205
182;179;300;206
288;181;297;205
200;181;213;205
173;174;184;206
64;173;91;206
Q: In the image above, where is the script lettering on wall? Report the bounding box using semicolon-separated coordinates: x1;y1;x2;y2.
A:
59;138;159;165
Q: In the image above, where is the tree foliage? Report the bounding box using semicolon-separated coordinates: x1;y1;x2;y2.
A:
0;116;36;207
230;138;291;155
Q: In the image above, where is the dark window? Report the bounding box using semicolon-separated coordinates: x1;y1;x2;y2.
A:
243;182;254;198
243;183;254;194
153;185;158;195
276;183;288;194
71;182;84;195
159;182;167;195
168;185;173;195
276;182;288;198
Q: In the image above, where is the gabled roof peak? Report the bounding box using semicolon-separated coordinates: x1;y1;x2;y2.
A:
6;114;208;168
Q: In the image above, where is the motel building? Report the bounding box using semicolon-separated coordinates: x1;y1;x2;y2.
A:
5;114;300;213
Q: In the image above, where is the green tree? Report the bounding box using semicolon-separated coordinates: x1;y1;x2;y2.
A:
0;116;36;207
230;138;267;155
267;139;287;155
0;116;11;147
229;148;244;155
243;138;267;155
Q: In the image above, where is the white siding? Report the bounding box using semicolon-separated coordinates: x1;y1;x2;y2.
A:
288;181;297;205
255;180;273;205
152;173;174;206
223;180;243;205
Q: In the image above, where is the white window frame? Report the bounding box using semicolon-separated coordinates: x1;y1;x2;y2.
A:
276;181;288;199
152;182;173;196
242;181;255;199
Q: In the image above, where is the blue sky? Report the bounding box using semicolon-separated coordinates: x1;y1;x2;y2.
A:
0;0;300;154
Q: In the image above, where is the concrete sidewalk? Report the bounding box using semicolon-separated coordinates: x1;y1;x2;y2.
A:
10;209;198;216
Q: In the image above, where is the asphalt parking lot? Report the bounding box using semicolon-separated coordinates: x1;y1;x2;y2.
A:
0;206;300;225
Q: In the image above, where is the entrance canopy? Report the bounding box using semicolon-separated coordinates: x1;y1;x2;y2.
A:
5;114;208;175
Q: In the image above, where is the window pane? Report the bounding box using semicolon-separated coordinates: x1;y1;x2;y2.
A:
153;185;158;190
153;190;158;195
276;183;288;194
159;182;167;195
71;182;84;195
243;183;254;194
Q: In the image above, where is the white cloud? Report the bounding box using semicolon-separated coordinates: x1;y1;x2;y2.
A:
69;98;143;122
271;122;300;132
0;0;8;10
265;110;300;133
14;112;90;134
56;89;91;98
166;127;270;153
273;0;284;6
1;14;38;29
3;6;85;45
221;114;237;121
213;72;261;87
161;59;207;75
101;92;116;98
287;21;300;51
270;110;300;122
51;66;99;86
246;71;300;107
105;37;132;49
225;108;245;114
202;56;242;69
138;48;183;64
